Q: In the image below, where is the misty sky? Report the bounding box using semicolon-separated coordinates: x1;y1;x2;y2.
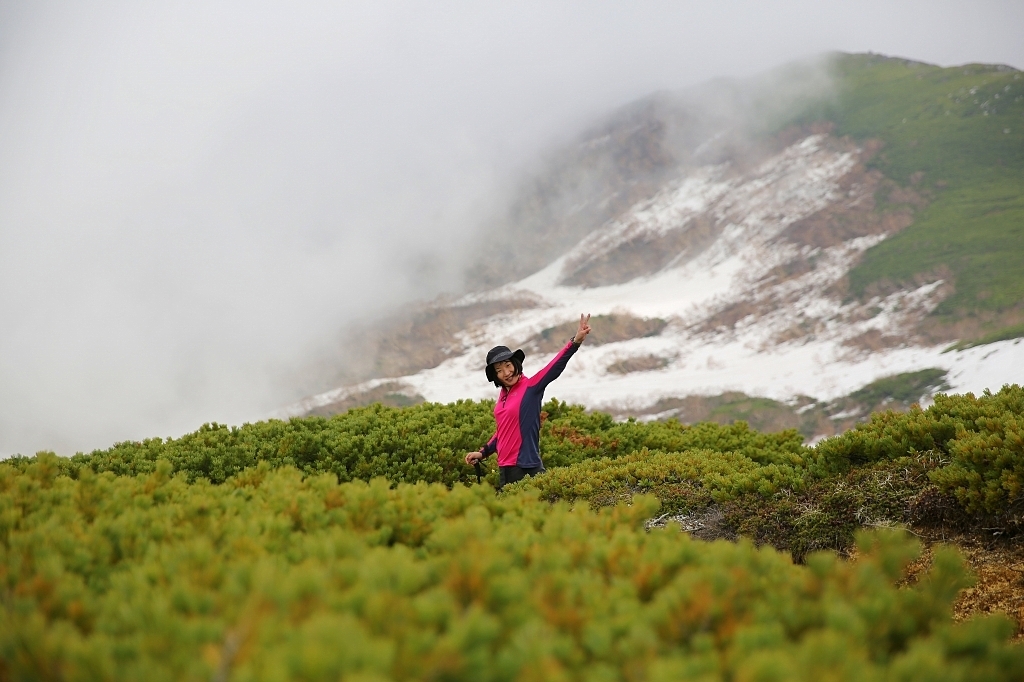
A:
1;1;1022;456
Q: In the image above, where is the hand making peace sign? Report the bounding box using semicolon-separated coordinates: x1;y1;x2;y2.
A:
573;313;592;345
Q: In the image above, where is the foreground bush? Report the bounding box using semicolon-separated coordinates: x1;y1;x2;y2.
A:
2;461;1023;681
516;448;806;505
8;385;1023;543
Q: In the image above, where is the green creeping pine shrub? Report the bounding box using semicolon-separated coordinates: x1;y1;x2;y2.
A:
812;385;1024;473
539;399;809;468
16;400;498;486
812;385;1024;526
514;448;806;506
10;398;807;489
931;413;1024;520
722;456;941;561
2;463;1023;681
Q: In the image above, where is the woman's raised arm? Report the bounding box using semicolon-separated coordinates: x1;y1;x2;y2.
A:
529;314;590;390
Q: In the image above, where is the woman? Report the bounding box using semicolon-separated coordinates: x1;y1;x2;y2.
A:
465;313;592;489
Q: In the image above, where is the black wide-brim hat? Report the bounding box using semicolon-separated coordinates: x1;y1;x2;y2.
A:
485;345;525;383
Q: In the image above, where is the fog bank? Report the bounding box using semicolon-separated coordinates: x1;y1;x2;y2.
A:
1;1;1021;455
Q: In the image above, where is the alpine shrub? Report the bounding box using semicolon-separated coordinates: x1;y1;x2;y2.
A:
1;463;1022;680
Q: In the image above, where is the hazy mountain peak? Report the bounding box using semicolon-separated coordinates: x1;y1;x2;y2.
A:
294;53;1024;438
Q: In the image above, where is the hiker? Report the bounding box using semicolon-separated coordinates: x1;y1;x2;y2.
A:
465;313;592;489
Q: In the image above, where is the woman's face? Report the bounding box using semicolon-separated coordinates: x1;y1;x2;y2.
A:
493;360;519;387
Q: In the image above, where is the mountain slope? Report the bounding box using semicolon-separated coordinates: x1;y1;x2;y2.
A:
294;54;1024;433
816;55;1024;341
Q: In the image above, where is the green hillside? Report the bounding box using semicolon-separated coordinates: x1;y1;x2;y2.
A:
809;55;1024;341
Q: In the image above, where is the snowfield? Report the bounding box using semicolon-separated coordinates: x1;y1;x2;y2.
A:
287;135;1024;419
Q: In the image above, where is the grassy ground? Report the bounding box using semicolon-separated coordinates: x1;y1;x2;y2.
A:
947;324;1024;351
803;55;1024;341
845;367;949;407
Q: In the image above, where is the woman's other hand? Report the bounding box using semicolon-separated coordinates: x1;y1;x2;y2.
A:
573;313;592;344
465;451;483;466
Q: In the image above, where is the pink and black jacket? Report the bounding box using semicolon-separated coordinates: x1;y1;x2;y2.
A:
480;340;580;468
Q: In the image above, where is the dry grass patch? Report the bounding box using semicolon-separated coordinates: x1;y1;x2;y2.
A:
895;535;1024;640
606;354;670;374
523;313;667;355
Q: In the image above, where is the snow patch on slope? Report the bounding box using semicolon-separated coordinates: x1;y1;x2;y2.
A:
287;135;1024;419
559;134;855;285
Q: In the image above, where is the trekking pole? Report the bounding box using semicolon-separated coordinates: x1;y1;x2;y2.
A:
474;461;483;484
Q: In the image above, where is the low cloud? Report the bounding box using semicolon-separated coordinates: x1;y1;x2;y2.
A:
1;1;1020;455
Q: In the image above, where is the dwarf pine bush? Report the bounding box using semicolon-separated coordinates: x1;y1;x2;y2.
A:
513;448;806;505
538;400;808;468
813;385;1024;472
813;385;1024;524
11;399;806;489
931;413;1024;521
2;462;1022;681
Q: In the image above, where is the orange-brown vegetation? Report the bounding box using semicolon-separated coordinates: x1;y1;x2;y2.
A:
897;535;1024;640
